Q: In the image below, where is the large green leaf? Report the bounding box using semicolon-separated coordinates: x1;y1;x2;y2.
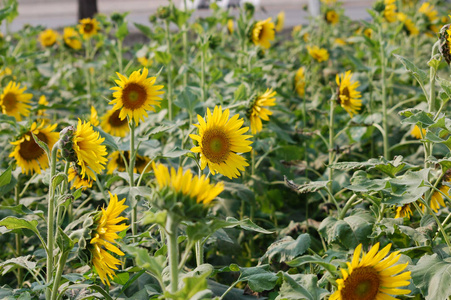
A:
411;254;451;299
122;244;166;280
237;265;279;292
287;255;337;273
0;166;12;187
260;234;311;263
275;273;328;300
394;54;428;86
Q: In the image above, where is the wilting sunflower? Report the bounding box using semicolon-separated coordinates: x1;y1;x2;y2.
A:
39;29;58;47
251;18;275;49
90;192;128;286
110;68;165;124
63;27;82;50
383;0;397;23
419;2;438;23
336;70;362;117
72;119;108;181
68;166;93;190
248;88;277;135
325;10;339;25
0;81;33;121
153;163;224;206
90;106;100;126
227;19;234;34
395;204;413;219
100;108;130;137
330;243;411;300
295;67;306;97
107;151;150;174
307;46;329;62
78;18;99;39
190;106;253;179
397;13;419;36
410;125;426;139
137;56;152;67
9;122;59;175
422;180;450;213
275;11;285;32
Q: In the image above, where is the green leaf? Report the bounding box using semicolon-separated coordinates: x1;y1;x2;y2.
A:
134;22;152;38
0;217;40;236
347;170;388;192
275;273;328;300
332;156;410;177
122;244;166;279
385;169;430;205
400;110;435;127
411;254;451;299
52;172;67;190
234;84;247;101
0;5;13;24
56;227;74;253
163;264;212;300
0;256;36;276
32;133;50;159
237;265;279;292
162;147;190;158
60;284;113;300
287;255;337;273
0;204;44;219
155;51;172;65
0;166;12;187
141;210;167;226
260;234;311;263
286;178;330;194
94;126;119;151
115;22;129;40
394;54;428;86
112;272;129;285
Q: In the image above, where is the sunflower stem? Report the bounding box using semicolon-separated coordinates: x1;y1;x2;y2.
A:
182;0;189;87
421;198;451;251
200;36;207;103
166;215;180;294
338;194;357;220
378;24;390;160
129;120;138;242
50;250;69;300
14;185;22;287
164;19;173;121
328;99;335;204
195;240;204;267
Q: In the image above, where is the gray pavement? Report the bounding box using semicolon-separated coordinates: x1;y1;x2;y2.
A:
6;0;373;32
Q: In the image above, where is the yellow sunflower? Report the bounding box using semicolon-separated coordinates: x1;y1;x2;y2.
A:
39;29;58;47
307;46;329;62
0;81;33;121
363;28;373;39
397;13;419;36
153;163;224;206
110;68;165;124
330;243;411;300
384;0;397;23
9;122;59;175
422;180;450;213
190;106;253;179
68;166;93;190
251;18;275;49
395;204;412;219
326;10;339;25
137;56;152;68
63;27;82;50
410;125;426;139
90;106;100;127
0;67;12;77
78;18;99;39
334;38;347;46
227;19;234;34
248;88;277;135
100;108;130;137
275;11;285;33
90;192;129;286
107;151;150;174
72;119;108;181
336;70;362;117
37;95;49;121
295;67;306;98
419;2;438;23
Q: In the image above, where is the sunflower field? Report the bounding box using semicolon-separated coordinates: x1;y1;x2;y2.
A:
2;0;451;299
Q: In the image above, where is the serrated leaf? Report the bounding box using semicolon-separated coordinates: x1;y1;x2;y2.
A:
0;256;36;276
394;54;428;86
411;254;451;300
155;51;172;65
234;84;247;101
237;265;279;292
0;217;39;236
260;234;311;263
286;178;330;194
275;273;328;300
122;244;166;278
400;111;435;127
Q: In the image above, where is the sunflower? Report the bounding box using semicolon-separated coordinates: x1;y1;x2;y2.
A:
110;68;165;124
383;0;397;23
334;38;347;46
37;95;49;121
90;106;100;127
227;19;234;34
419;2;438;23
137;56;152;67
100;108;129;137
190;106;253;179
397;13;419;36
0;67;12;77
78;18;99;39
330;243;411;300
295;67;306;98
9;122;59;175
363;28;373;39
326;10;339;25
307;46;329;62
68;166;93;190
248;89;277;135
72;119;108;181
275;11;285;33
153;163;224;206
410;125;426;139
107;151;150;174
39;29;58;47
251;18;275;49
63;27;82;50
0;81;33;121
90;192;128;286
422;180;450;213
336;70;362;117
395;204;412;219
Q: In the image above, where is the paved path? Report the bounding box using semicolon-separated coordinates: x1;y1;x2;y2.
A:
7;0;373;32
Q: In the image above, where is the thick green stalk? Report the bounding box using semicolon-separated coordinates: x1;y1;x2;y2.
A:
182;0;188;87
328;100;335;203
200;41;207;102
338;194;358;220
166;215;179;294
129;120;137;241
165;19;173;120
50;250;69;300
14;186;22;287
195;240;203;267
378;26;389;159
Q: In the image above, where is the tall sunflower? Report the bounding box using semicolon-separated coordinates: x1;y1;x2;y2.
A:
336;70;362;117
63;27;82;50
275;11;285;33
78;18;99;39
307;46;329;62
68;166;93;190
227;19;234;34
248;88;277;134
383;0;397;23
330;243;411;300
190;106;253;179
39;29;58;47
110;68;165;124
325;10;339;25
72;119;108;181
9;122;59;175
90;192;128;286
397;13;419;36
294;67;306;98
107;151;150;174
0;81;33;121
251;18;275;49
100;108;130;137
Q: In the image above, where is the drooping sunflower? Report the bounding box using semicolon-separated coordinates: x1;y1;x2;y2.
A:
0;81;33;121
422;180;450;213
68;166;93;190
383;0;397;23
294;67;306;98
275;11;285;33
153;163;224;206
307;46;329;62
251;18;275;49
100;108;130;137
330;243;411;300
63;27;82;50
395;204;413;219
90;106;100;127
9;122;59;175
410;125;426;139
39;28;58;47
336;70;362;117
248;88;277;135
78;18;99;39
190;106;253;179
90;192;128;286
107;151;150;174
419;2;438;23
72;119;108;181
325;10;339;25
110;68;165;124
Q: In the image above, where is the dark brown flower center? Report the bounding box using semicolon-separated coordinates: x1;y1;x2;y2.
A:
19;132;48;161
2;93;17;111
84;23;93;33
340;87;351;105
108;109;128;127
122;83;147;110
341;267;380;300
202;128;230;164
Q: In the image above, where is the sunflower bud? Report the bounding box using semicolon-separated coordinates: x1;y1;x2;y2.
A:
373;0;385;13
149;14;157;24
157;6;170;20
439;24;451;65
209;35;221;50
244;2;255;18
59;125;77;162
